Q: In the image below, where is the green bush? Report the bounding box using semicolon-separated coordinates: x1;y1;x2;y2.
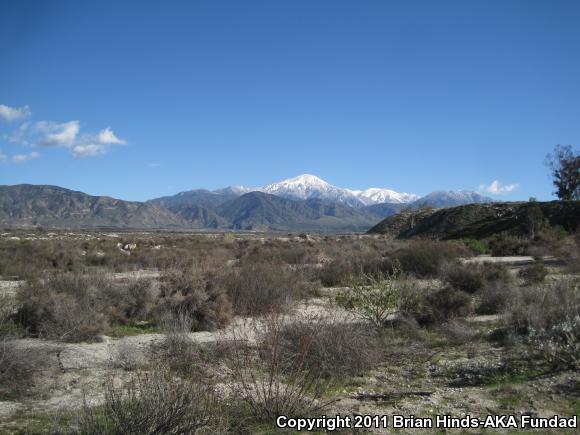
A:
462;238;487;255
335;262;401;329
488;234;528;256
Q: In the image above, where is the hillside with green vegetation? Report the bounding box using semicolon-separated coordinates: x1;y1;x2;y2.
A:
368;201;580;240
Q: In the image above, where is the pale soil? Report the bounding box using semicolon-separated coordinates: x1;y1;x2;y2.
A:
1;265;579;433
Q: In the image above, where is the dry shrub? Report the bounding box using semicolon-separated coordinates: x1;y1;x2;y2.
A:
15;273;113;341
399;282;472;325
504;280;580;370
76;368;222;434
476;282;513;315
155;262;232;332
152;310;229;378
504;280;580;335
0;339;58;399
443;263;486;294
226;315;330;421
222;262;308;316
438;320;478;345
15;273;158;342
518;262;549;285
314;238;397;287
395;241;468;278
443;261;512;294
488;233;529;256
268;315;383;379
426;287;472;322
400;286;472;326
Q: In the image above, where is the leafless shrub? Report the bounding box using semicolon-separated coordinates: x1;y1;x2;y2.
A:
0;340;58;399
225;314;331;421
76;368;222;434
443;262;486;294
504;280;580;335
425;287;472;323
395;240;468;278
15;273;113;342
270;314;383;378
476;282;513;315
154;261;232;332
518;262;549;285
110;341;148;372
443;261;512;294
398;281;472;325
222;261;309;316
504;279;580;370
438;320;478;345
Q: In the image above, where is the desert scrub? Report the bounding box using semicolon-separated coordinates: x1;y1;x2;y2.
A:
528;315;580;370
266;314;384;379
226;314;331;421
222;261;309;315
154;261;232;331
443;261;512;294
73;368;223;434
15;273;157;342
335;262;401;329
395;240;468;278
399;283;472;325
15;273;113;341
505;279;580;370
518;262;549;285
0;338;59;399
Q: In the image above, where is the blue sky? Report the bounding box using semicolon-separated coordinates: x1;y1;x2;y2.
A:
1;0;579;201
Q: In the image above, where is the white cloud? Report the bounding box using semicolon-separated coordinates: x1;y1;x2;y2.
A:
479;180;519;195
97;127;126;145
12;151;40;163
4;104;127;158
0;104;31;122
36;121;80;146
72;144;107;158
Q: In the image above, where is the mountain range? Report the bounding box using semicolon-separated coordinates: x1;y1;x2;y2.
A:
0;174;492;232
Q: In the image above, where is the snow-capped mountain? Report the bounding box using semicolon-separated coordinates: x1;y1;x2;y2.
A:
258;174;418;207
352;187;419;205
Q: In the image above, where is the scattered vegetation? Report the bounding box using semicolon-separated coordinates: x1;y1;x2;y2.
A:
1;229;579;433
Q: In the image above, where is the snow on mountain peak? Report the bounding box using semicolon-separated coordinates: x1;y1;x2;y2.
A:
258;174;416;207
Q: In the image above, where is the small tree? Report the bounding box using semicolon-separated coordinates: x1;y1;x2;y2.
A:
546;145;580;200
336;262;401;329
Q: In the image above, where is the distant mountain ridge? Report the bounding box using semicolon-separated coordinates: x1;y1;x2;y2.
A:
0;184;187;229
0;176;495;232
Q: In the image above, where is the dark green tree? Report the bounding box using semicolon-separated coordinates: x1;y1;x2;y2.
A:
546;145;580;200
